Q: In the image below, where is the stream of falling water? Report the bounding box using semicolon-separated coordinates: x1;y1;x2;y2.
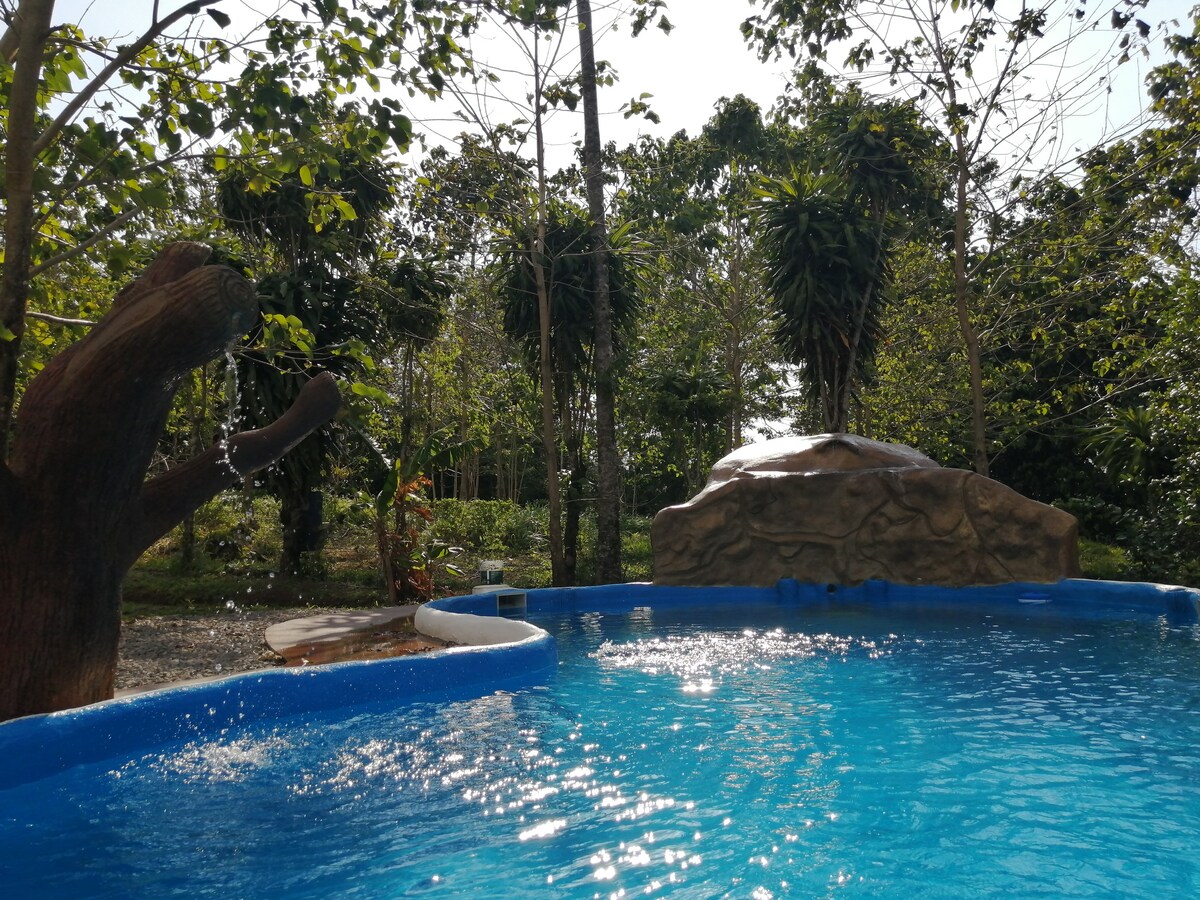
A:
218;348;241;476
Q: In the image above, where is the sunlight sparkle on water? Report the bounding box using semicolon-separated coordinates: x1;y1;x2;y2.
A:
114;734;292;784
592;628;897;688
518;818;567;841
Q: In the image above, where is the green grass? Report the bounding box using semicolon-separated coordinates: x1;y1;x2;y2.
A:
122;568;387;616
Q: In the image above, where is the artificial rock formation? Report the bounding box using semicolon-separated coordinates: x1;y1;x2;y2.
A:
652;434;1080;588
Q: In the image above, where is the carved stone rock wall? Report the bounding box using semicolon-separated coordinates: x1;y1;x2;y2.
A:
652;435;1080;587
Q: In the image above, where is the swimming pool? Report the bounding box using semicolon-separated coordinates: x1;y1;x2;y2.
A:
2;580;1199;896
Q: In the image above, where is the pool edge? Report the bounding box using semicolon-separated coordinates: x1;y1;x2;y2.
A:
1;576;1196;789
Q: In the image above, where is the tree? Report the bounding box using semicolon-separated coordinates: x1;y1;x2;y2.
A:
610;101;796;461
569;0;666;579
858;7;1200;519
757;171;884;432
401;138;537;501
1;0;62;440
0;0;476;447
0;244;339;721
697;95;781;453
0;0;479;719
575;0;623;582
498;202;639;581
627;345;734;503
859;239;972;462
756;90;940;432
743;0;1154;472
424;0;666;579
217;115;400;575
528;7;571;584
439;0;578;582
980;154;1180;503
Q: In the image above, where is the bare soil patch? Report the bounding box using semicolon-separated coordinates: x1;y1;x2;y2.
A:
116;607;345;692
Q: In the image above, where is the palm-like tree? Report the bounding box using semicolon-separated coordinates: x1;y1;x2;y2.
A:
757;171;887;432
1087;406;1174;489
756;89;942;433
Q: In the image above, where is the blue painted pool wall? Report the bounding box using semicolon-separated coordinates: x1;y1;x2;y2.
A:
0;631;556;789
863;577;1200;624
493;579;1200;625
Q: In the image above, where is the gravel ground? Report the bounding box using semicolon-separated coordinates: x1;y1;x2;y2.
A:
116;607;347;692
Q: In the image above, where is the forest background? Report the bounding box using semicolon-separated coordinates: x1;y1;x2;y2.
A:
5;0;1200;614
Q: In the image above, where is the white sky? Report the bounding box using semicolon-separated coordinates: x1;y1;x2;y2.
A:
51;0;1185;172
412;0;793;163
54;0;790;163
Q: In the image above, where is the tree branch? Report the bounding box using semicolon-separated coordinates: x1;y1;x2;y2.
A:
32;0;218;156
0;0;56;444
133;373;341;555
10;253;257;488
0;0;42;64
28;208;142;278
25;310;95;326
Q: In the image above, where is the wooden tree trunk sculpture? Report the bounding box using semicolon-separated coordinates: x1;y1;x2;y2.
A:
0;244;340;722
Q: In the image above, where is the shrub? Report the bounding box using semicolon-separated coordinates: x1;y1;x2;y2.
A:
429;500;546;556
1078;539;1130;581
1053;496;1132;545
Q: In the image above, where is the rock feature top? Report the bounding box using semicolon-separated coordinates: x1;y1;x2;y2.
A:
703;433;938;486
653;434;1080;588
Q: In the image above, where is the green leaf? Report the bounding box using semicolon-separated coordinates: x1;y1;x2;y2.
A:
279;149;300;173
299;164;314;186
207;9;232;28
374;465;400;517
350;382;391;403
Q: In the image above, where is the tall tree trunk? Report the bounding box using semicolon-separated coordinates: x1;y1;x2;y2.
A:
726;206;745;453
816;344;835;432
456;337;473;500
562;433;586;586
531;32;566;585
562;391;592;585
278;477;324;576
0;0;56;449
576;0;622;583
838;210;888;434
953;142;989;476
376;512;399;607
0;244;339;721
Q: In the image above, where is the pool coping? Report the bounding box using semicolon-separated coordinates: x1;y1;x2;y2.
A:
263;603;421;654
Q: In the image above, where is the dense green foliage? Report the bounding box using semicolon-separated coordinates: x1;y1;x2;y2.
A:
6;0;1200;594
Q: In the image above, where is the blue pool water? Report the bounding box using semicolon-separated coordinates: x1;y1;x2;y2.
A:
2;585;1200;896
